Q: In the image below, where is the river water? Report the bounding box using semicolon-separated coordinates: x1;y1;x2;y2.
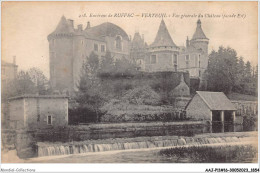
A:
30;142;257;163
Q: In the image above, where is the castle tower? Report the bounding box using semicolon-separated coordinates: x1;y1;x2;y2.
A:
47;16;75;92
190;19;209;89
190;19;209;54
146;19;179;72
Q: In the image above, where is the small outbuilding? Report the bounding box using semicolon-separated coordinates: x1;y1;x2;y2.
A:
8;95;69;129
185;91;236;123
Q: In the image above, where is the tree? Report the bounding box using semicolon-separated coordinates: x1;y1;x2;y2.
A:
114;56;138;77
76;51;105;123
99;51;115;76
207;46;239;94
2;70;37;102
28;67;49;94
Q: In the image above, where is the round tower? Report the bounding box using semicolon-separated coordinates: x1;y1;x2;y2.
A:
47;16;75;93
190;19;209;54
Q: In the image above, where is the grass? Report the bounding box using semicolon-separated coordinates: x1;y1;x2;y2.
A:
159;144;257;163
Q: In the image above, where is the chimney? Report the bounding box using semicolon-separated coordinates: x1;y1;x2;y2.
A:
78;24;83;31
67;19;74;28
186;36;190;48
129;35;132;41
86;21;91;29
13;56;16;65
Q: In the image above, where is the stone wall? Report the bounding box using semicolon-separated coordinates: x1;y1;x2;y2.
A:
185;94;212;121
231;100;257;116
99;71;190;99
35;122;206;143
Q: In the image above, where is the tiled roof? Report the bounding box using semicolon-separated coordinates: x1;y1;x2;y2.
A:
191;19;208;40
196;91;236;110
150;19;177;48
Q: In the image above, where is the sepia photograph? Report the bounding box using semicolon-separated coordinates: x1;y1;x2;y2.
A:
1;1;258;171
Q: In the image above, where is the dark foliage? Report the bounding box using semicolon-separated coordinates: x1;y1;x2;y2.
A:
208;46;257;95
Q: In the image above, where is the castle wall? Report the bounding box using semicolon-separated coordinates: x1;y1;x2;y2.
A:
144;50;178;72
100;72;190;98
105;37;130;60
72;36;106;90
49;37;74;92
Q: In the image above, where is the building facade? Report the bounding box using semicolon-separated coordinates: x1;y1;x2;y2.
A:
185;91;236;123
49;17;209;92
8;95;68;129
131;19;209;88
1;56;18;86
48;16;130;92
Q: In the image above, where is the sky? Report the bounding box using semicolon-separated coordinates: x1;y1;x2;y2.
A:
2;1;258;78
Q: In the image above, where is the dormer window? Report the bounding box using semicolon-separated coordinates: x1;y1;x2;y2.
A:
115;36;122;50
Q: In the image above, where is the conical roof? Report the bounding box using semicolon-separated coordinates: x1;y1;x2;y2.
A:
191;19;208;40
131;32;145;49
150;19;177;48
49;16;74;35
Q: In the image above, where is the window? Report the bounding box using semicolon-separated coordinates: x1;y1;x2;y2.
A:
173;54;178;64
172;54;178;71
186;61;189;68
94;44;98;51
199;54;201;68
115;36;122;50
101;45;105;52
174;64;177;72
185;55;190;68
185;55;190;61
151;55;156;64
195;55;198;67
47;115;52;125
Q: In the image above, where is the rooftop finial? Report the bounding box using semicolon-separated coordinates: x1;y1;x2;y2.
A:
86;21;91;29
197;19;201;26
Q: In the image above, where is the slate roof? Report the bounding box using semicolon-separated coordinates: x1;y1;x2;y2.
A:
85;22;129;40
196;91;236;111
131;32;146;49
150;19;177;48
191;19;208;40
49;16;74;35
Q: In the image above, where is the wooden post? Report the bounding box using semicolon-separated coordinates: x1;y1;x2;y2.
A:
220;111;224;124
209;111;212;122
232;111;236;124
